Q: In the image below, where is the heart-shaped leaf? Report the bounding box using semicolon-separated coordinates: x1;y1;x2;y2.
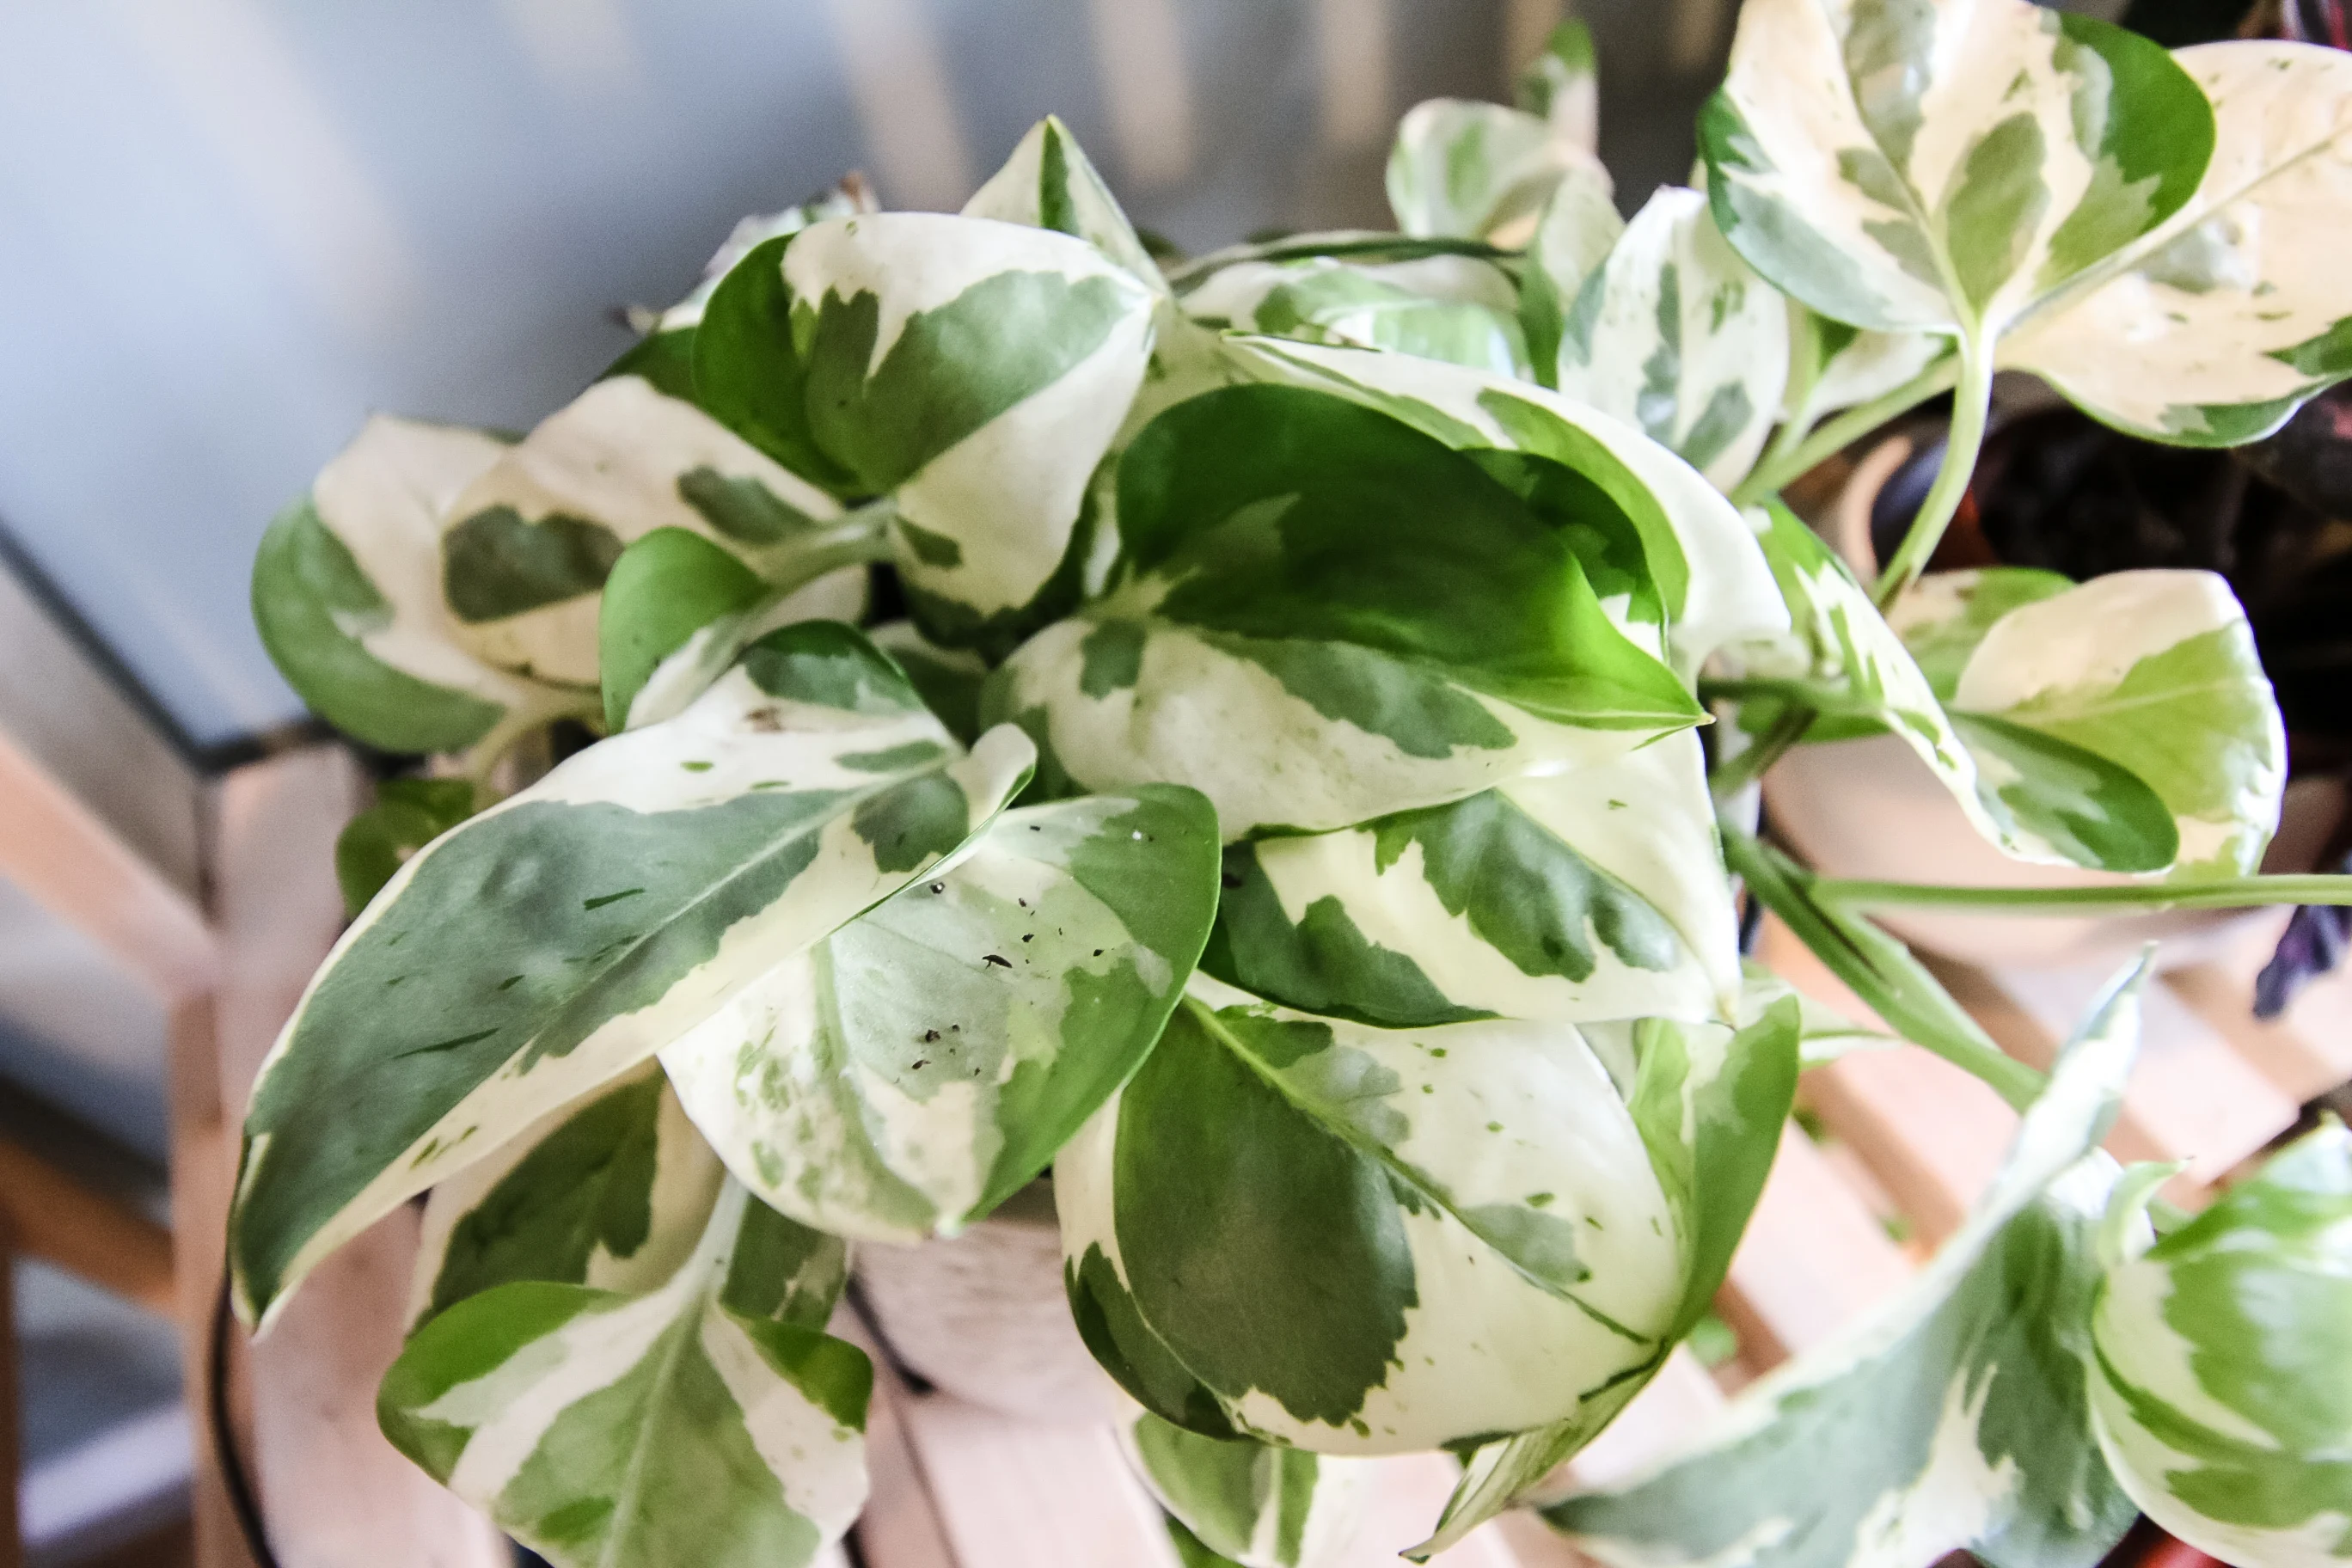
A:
230;623;1032;1326
1183;253;1531;377
963;115;1168;290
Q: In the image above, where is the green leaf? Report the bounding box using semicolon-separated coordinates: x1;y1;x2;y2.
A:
1057;977;1687;1454
867;620;989;745
1703;0;2213;345
1201;732;1738;1028
1942;568;2286;879
1521;165;1627;385
692;214;1159;657
1183;253;1531;377
336;777;477;918
599;529;767;733
1125;1410;1369;1568
984;384;1703;838
658;785;1221;1241
1542;959;2148;1568
963;115;1168;289
1553;187;1791;491
229;623;1034;1326
1387;97;1604;248
379;1182;870;1568
2002;42;2352;445
252;417;568;755
438;376;854;689
1222;337;1789;682
2088;1118;2352;1566
1515;19;1599;154
409;1061;755;1325
1738;959;1901;1067
1412;988;1801;1557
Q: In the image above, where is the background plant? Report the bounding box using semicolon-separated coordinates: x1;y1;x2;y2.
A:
236;4;2352;1566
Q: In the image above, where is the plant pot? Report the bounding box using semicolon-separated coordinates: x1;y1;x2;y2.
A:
851;1180;1125;1425
1766;436;2347;971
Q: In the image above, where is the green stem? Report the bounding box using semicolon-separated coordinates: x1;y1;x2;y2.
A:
461;689;602;794
1812;874;2352;915
1709;705;1814;802
1871;339;1993;609
1730;355;1961;507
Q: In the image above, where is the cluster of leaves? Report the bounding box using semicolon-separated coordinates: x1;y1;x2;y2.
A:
231;3;2352;1567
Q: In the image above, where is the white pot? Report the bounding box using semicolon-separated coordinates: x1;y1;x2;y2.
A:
852;1181;1126;1424
1765;438;2342;970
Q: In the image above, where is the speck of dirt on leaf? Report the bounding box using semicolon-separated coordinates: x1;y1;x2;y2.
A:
983;954;1011;968
922;1029;940;1043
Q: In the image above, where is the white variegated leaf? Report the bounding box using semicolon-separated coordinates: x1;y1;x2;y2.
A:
1204;731;1739;1028
252;417;579;755
1738;962;1901;1068
1183;254;1530;377
409;1061;728;1328
1387;98;1606;248
963;114;1169;289
381;1181;870;1568
2088;1120;2352;1568
1522;164;1628;382
1784;309;1953;433
1944;569;2286;878
659;786;1219;1242
1516;19;1599;156
1060;975;1687;1455
1124;1410;1372;1568
653;180;876;334
1554;187;1791;491
1225;337;1789;680
2002;42;2352;446
774;214;1157;648
1412;989;1802;1556
230;625;1034;1326
1703;0;2213;338
1543;960;2148;1568
440;375;850;688
986;381;1705;838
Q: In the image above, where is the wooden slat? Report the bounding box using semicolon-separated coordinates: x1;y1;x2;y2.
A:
2165;909;2352;1106
1719;1122;1913;1365
887;1394;1176;1568
1933;956;2299;1194
0;728;213;1005
0;1138;173;1314
211;750;510;1568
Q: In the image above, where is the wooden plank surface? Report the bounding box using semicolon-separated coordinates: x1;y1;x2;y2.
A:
1719;1121;1913;1365
2166;908;2352;1106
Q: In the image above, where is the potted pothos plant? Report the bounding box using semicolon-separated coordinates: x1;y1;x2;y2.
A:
232;1;2352;1565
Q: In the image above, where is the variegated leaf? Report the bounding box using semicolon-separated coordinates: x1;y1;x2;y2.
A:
1702;0;2213;341
1388;97;1605;248
1515;19;1599;156
2002;42;2352;446
984;383;1703;839
2089;1119;2352;1568
380;1181;870;1568
252;417;576;755
963;114;1168;290
1225;338;1787;681
638;177;876;339
1414;989;1801;1557
1124;1410;1371;1568
658;785;1219;1242
598;525;879;734
867;620;989;744
1735;505;2175;872
1182;254;1531;377
408;1061;719;1326
693;215;1158;656
1881;566;2073;701
1782;308;1952;436
1522;165;1627;383
439;375;856;688
1543;959;2148;1568
1554;187;1791;492
1061;976;1702;1455
1937;569;2286;878
1739;962;1901;1068
230;623;1033;1326
1202;731;1739;1028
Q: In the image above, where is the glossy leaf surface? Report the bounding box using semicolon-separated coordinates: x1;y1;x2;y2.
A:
1125;1411;1369;1568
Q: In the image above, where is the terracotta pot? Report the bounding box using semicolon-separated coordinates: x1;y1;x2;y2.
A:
1764;438;2343;971
851;1181;1125;1424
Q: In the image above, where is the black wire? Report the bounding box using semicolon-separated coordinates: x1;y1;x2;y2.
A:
210;1270;283;1568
